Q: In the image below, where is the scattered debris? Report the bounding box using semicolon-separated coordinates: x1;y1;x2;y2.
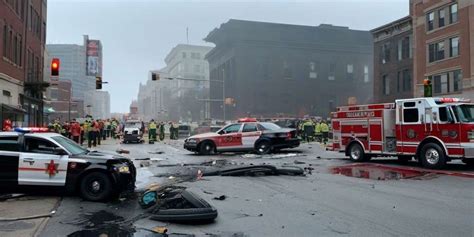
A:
294;160;306;164
276;166;305;176
213;195;226;201
258;214;263;217
139;186;218;223
135;157;151;161
116;149;130;154
202;165;305;177
149;151;165;154
203;191;213;195
0;193;27;201
152;226;168;234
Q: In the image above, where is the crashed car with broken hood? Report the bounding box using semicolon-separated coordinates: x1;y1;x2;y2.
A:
0;128;136;201
184;118;300;155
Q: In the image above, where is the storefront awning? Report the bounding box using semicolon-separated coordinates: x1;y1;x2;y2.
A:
1;104;27;115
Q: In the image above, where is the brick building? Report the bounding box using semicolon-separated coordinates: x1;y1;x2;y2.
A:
0;0;47;130
204;19;373;120
371;16;414;103
411;0;473;99
45;79;83;123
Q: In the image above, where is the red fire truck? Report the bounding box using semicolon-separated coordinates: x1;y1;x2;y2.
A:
331;97;474;169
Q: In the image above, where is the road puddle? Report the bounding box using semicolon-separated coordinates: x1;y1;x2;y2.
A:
330;164;433;180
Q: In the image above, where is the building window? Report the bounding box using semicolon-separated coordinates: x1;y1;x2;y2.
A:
2;24;7;58
346;64;353;80
182;52;186;58
283;61;292;79
328;63;336;80
397;71;401;93
431;70;462;94
428;41;445;63
364;65;369;83
18;34;22;66
398;37;411;61
381;42;390;64
427;12;434;31
450;4;458;24
402;69;411;92
13;35;17;64
438;9;445;27
382;75;389;95
191;52;200;59
193;64;200;73
308;62;318;79
449;37;459;57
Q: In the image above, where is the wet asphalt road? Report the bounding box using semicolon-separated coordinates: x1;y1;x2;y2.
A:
39;139;474;237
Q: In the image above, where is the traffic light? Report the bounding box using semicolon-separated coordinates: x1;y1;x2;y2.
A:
96;77;102;90
423;78;432;97
151;73;160;81
51;58;60;76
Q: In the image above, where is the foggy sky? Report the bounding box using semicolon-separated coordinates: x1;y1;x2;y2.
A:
47;0;409;113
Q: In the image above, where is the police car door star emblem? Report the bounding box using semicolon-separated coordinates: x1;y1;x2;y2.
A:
45;160;59;177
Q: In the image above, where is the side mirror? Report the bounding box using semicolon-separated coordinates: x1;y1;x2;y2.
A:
218;130;225;135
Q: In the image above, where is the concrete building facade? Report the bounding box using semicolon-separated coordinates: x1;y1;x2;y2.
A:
204;19;373;120
138;44;212;122
0;0;47;130
411;0;473;99
371;16;414;103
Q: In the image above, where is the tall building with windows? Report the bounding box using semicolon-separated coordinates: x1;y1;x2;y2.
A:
371;16;414;103
138;44;212;122
204;19;373;119
411;0;473;99
0;0;47;129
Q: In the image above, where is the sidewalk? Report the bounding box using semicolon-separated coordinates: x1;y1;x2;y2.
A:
0;195;60;237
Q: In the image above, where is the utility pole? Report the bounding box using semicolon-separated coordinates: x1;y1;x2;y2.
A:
222;68;226;121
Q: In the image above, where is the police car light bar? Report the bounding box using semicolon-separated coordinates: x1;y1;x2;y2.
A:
14;127;50;133
238;118;257;123
435;98;471;104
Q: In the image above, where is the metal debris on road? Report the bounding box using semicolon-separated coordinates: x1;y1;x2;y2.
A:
213;195;226;201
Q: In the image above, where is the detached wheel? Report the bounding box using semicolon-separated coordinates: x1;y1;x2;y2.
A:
199;141;215;155
255;140;272;155
419;143;446;169
348;143;367;162
79;172;114;201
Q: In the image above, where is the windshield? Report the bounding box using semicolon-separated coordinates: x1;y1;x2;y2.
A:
455;104;474;122
51;136;88;156
126;122;141;128
259;122;282;130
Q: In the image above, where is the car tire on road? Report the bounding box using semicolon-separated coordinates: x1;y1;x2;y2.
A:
255;140;272;155
419;143;446;169
348;143;367;162
199;141;215;155
79;172;114;202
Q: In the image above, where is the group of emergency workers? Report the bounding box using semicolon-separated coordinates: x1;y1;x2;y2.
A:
298;119;330;144
49;118;121;148
147;119;180;142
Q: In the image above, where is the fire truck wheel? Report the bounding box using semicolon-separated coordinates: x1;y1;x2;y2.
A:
348;143;367;162
420;143;446;169
199;141;215;155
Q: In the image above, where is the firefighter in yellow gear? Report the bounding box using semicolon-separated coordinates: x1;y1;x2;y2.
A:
320;121;330;144
148;120;157;142
315;121;322;142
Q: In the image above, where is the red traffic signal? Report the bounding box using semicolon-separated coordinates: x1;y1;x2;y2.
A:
51;58;60;76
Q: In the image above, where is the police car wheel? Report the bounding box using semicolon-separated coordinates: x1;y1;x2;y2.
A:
256;141;272;155
420;143;446;169
79;172;113;201
199;141;215;155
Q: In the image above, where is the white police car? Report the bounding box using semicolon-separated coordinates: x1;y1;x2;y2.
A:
0;128;136;201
